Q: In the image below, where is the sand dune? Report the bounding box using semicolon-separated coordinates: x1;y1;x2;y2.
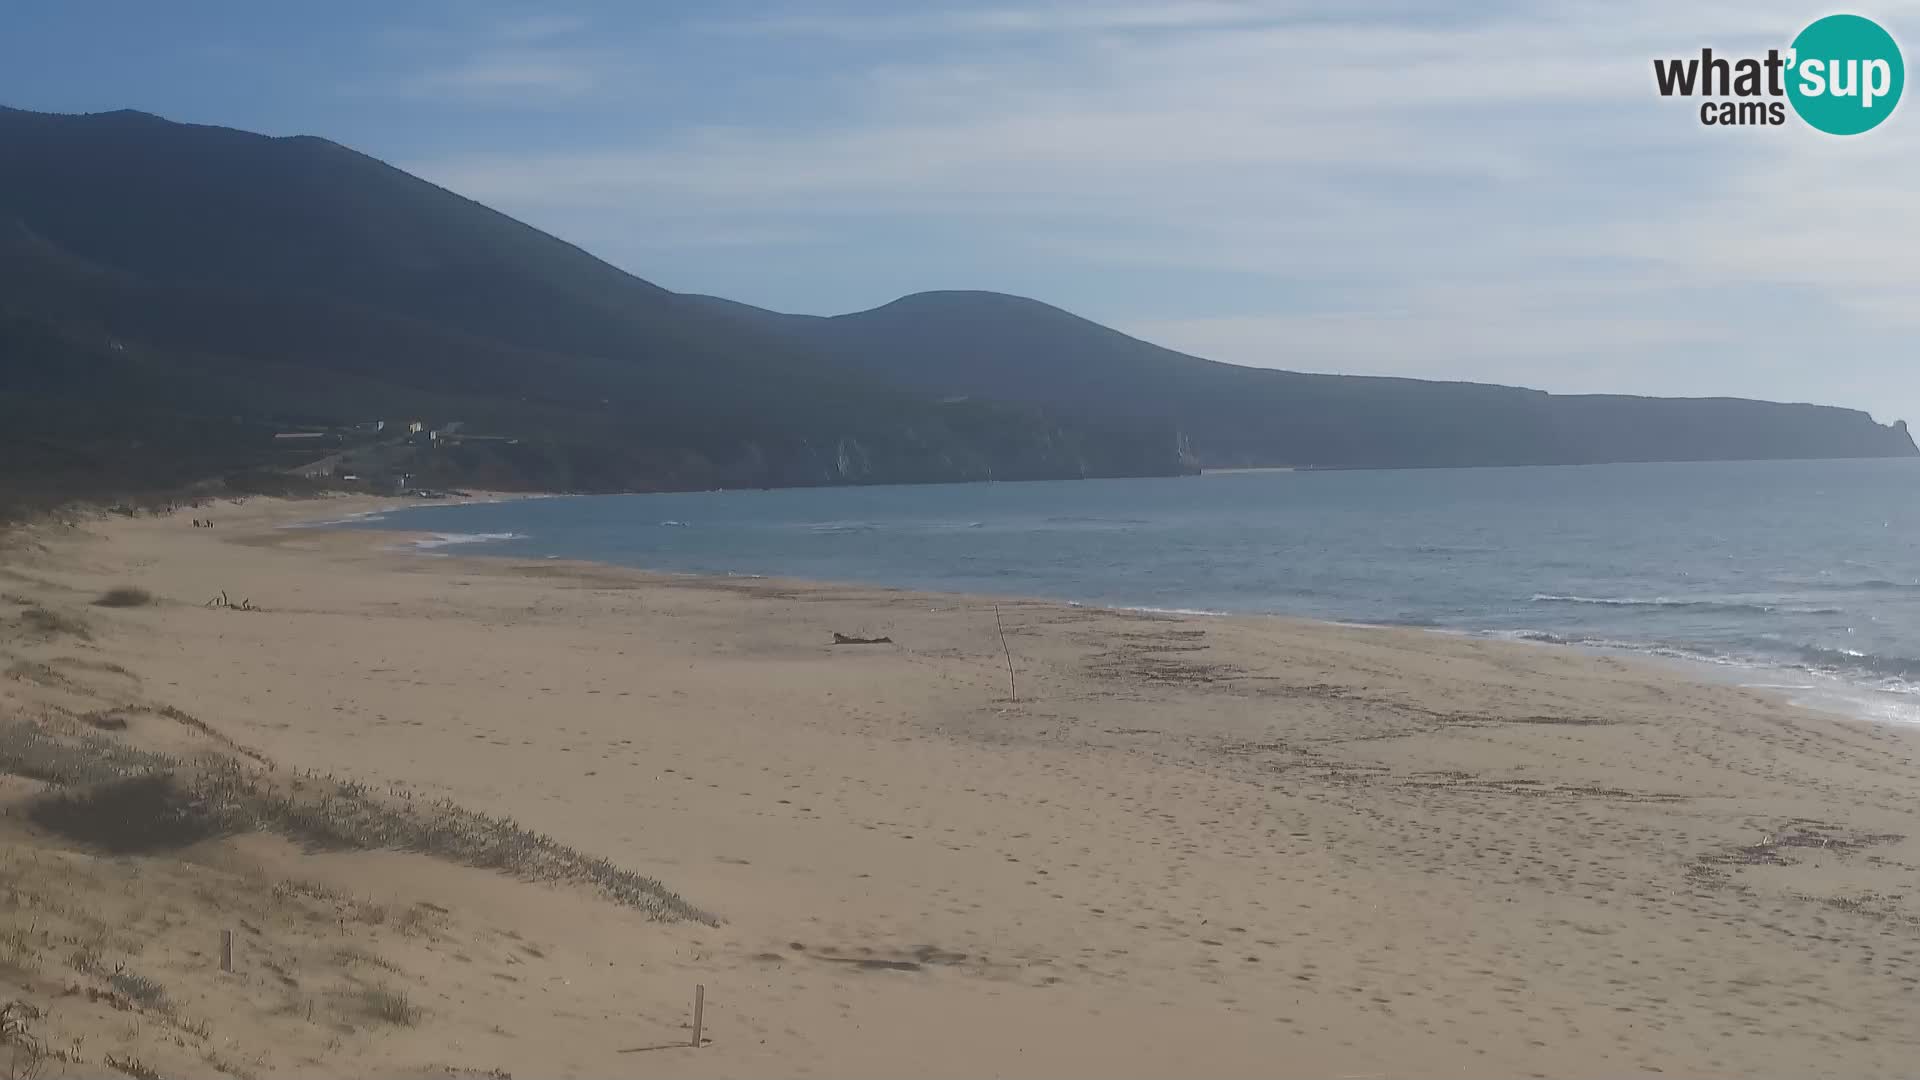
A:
2;494;1918;1077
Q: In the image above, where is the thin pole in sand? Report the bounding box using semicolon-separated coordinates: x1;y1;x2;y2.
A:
691;984;705;1047
220;929;233;973
995;605;1017;703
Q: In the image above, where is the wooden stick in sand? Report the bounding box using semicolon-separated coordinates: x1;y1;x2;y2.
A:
691;984;705;1047
995;605;1017;702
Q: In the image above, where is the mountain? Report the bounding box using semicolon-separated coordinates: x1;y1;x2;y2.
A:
0;106;1186;508
684;291;1917;469
0;106;1910;511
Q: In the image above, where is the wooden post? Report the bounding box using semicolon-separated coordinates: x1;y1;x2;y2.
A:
220;929;233;973
691;984;705;1047
995;605;1017;703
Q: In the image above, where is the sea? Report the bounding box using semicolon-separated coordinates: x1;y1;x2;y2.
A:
340;457;1920;726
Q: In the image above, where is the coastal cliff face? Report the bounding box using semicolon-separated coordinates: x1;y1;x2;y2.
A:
0;105;1909;505
684;291;1918;470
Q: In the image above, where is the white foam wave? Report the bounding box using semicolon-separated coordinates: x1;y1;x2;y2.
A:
282;510;390;529
1530;594;1841;616
1481;628;1920;727
410;532;527;550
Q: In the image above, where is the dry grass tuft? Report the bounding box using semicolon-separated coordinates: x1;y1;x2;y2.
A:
104;1053;163;1080
394;903;444;938
107;968;169;1011
270;879;341;905
335;946;400;973
0;924;41;974
3;720;711;923
3;663;70;690
29;774;226;855
92;587;155;609
81;711;130;732
202;1049;257;1080
67;942;102;975
0;721;172;788
2;1000;48;1080
359;984;420;1026
16;607;90;641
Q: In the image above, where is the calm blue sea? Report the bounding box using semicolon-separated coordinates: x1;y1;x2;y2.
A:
341;458;1920;725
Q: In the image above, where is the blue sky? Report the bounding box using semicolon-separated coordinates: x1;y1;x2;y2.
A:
5;1;1919;425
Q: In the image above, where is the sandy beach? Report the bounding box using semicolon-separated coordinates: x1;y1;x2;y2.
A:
3;494;1918;1078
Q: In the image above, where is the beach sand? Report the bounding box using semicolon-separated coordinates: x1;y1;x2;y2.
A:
3;494;1918;1077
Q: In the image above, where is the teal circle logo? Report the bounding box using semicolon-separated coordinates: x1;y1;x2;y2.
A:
1787;14;1904;134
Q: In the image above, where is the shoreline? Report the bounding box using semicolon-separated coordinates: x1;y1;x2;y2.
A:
7;494;1920;1076
333;495;1920;732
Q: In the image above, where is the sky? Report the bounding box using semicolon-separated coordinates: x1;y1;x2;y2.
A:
5;0;1919;426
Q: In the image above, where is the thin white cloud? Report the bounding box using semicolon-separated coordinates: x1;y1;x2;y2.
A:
401;0;1920;420
494;14;589;41
357;12;603;103
398;48;605;99
703;2;1286;38
1124;309;1726;373
629;223;830;250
